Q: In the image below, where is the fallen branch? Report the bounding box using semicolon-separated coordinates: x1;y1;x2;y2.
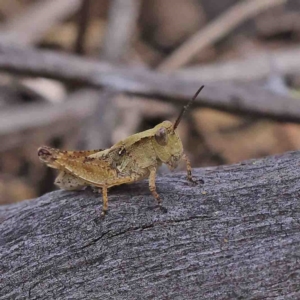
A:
101;0;141;62
0;0;82;45
176;46;300;83
158;0;287;71
85;0;143;149
1;151;300;299
0;43;299;123
74;0;91;54
0;89;102;151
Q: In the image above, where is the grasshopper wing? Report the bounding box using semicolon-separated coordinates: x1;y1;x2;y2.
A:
37;146;103;168
38;146;134;187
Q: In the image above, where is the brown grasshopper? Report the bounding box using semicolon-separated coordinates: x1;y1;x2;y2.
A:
38;86;204;216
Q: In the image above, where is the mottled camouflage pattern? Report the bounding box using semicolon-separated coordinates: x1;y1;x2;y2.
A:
38;120;192;215
37;83;206;215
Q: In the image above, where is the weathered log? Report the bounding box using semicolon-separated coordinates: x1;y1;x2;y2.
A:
1;151;300;299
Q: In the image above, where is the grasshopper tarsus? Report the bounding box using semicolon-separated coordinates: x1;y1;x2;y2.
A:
100;210;107;218
187;177;204;187
187;176;197;184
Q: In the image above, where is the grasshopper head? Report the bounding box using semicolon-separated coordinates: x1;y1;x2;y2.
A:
152;120;184;169
152;86;204;169
37;146;60;168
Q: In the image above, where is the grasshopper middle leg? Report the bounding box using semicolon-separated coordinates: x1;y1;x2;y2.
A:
100;186;108;216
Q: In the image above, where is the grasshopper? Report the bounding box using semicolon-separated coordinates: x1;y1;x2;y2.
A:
38;86;204;216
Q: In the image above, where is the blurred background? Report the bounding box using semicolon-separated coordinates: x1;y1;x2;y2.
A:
1;0;300;204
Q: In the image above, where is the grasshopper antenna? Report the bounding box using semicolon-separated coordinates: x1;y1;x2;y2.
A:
173;85;204;130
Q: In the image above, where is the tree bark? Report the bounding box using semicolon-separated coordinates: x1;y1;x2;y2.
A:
1;151;300;299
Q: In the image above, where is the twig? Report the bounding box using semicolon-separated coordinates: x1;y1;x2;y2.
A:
175;46;300;83
101;0;141;62
0;0;82;46
0;44;299;123
0;0;23;19
256;11;300;37
0;89;101;151
74;0;92;55
87;0;142;149
158;0;288;72
79;89;119;149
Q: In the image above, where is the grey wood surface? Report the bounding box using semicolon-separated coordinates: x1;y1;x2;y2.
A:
1;151;300;299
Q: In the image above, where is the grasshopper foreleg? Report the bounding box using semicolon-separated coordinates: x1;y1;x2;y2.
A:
149;168;168;213
149;167;162;207
182;153;196;183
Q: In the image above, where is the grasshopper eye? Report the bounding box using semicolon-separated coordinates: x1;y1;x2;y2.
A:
155;127;168;146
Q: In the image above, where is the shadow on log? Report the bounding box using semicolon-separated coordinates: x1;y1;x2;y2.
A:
1;151;300;299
